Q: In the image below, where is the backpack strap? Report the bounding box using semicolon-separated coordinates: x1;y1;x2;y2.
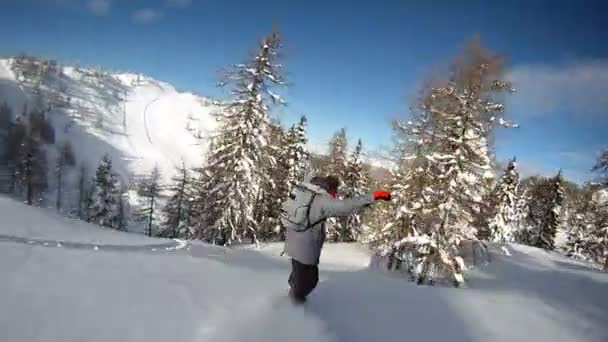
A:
295;189;325;233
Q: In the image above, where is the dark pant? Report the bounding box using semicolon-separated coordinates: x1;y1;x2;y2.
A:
288;258;319;302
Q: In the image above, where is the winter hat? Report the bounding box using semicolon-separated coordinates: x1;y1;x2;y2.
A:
310;175;340;197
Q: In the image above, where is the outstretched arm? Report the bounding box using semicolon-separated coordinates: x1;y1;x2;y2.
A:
316;194;374;218
316;191;391;218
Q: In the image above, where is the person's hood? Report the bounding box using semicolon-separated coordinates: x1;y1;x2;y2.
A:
299;181;337;198
298;182;328;195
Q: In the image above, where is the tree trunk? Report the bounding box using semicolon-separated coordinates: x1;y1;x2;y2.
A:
174;178;185;238
56;161;63;211
9;163;16;194
147;195;154;237
26;160;33;205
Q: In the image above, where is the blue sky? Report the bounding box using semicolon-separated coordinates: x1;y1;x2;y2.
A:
1;0;607;182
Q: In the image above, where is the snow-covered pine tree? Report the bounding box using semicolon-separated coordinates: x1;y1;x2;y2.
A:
536;170;565;250
89;154;121;228
341;139;369;241
579;149;608;269
513;187;533;244
77;164;89;220
284;115;309;193
593;149;608;187
196;30;287;245
372;39;516;286
369;102;445;283
254;116;309;241
486;158;520;243
324;128;349;241
188;152;224;242
16;135;48;205
567;149;608;271
135;166;162;237
116;183;129;231
361;174;393;245
55;141;76;211
6;116;27;194
565;183;597;260
28;108;54;145
255;120;289;241
325;128;348;179
586;201;608;270
0;101;12;133
161;161;192;238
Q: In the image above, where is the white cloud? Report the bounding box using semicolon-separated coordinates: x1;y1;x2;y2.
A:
506;60;608;117
132;8;163;24
166;0;192;8
87;0;111;16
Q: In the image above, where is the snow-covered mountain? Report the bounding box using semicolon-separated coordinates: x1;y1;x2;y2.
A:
1;194;607;342
0;55;217;185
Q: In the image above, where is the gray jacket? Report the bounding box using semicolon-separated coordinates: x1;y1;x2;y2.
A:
284;183;374;265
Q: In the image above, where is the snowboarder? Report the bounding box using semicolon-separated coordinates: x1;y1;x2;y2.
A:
282;175;391;303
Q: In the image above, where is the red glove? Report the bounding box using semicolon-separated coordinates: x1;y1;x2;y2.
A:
373;190;391;201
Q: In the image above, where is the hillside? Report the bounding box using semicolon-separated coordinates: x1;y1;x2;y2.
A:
0;55;217;185
0;194;607;342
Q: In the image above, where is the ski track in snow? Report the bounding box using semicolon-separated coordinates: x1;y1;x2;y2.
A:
0;234;187;253
142;91;161;145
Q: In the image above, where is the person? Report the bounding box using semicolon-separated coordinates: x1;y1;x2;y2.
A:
282;175;391;304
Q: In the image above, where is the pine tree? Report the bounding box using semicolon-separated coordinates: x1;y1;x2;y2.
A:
197;30;286;245
361;176;393;245
324;128;349;241
189;164;220;242
0;102;12;132
55;141;76;211
135;166;162;237
89;154;121;228
536;171;565;250
257;115;310;241
486;158;520;243
116;184;129;231
255;121;289;241
284;115;309;192
565;150;608;268
341;139;369;241
7;118;27;193
161;161;191;238
592;149;608;187
590;148;608;269
77;165;89;220
326;128;348;179
371;39;516;286
84;180;96;223
28;108;54;145
513;187;533;244
565;184;597;260
16;135;48;205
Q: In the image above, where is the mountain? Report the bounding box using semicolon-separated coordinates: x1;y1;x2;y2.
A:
0;55;217;186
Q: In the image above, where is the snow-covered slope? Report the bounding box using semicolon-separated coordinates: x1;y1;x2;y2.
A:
0;195;170;245
1;196;607;342
0;56;217;184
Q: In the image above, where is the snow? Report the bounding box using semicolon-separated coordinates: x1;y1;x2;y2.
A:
1;197;607;342
0;59;28;111
0;195;163;245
